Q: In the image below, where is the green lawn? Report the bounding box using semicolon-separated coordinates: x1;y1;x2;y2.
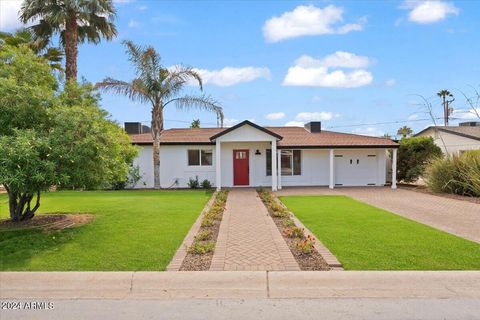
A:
280;195;480;270
0;190;211;271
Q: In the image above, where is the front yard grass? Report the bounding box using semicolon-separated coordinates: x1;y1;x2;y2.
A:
0;190;211;271
280;195;480;270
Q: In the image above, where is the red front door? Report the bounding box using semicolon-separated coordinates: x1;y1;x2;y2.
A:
233;149;249;186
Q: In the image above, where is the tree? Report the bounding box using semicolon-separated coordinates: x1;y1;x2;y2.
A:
191;119;201;128
96;41;223;189
437;89;454;126
0;28;63;71
382;133;392;139
396;126;413;138
0;45;136;221
20;0;117;82
397;137;443;183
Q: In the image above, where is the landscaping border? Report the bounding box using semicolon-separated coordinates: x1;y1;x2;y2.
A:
271;194;343;270
166;192;217;271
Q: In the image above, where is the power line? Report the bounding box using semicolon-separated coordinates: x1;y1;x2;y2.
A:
325;117;444;129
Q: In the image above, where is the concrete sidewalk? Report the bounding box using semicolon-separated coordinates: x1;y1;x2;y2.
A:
2;271;480;300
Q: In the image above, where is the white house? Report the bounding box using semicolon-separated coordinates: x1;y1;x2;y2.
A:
414;122;480;155
129;120;399;191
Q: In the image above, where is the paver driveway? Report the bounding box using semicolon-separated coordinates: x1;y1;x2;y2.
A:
276;187;480;243
210;189;299;271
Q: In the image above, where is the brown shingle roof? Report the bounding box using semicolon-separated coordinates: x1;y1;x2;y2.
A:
130;126;398;148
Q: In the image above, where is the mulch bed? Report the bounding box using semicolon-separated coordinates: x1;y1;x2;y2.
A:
180;191;228;271
257;191;329;271
0;213;94;231
399;184;480;205
270;214;330;271
180;220;222;271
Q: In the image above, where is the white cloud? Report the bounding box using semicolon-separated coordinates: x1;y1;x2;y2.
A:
352;127;385;137
137;5;147;10
283;52;373;88
385;79;396;87
295;52;371;69
401;1;459;24
408;114;420;120
128;19;140;28
312;95;322;102
285;121;305;127
194;67;271;87
0;0;25;31
263;5;366;42
265;112;286;120
452;108;480;120
295;112;338;122
223;118;239;127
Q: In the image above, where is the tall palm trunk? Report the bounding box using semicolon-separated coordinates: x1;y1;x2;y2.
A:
152;105;164;189
65;14;78;82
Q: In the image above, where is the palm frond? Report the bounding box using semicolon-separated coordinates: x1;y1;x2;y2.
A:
165;94;222;116
165;65;203;94
95;78;152;104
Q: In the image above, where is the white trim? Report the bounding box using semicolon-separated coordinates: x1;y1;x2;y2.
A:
272;141;277;191
216;142;221;191
277;149;282;190
329;149;334;189
391;148;397;189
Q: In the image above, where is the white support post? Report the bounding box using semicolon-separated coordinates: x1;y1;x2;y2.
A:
329;149;334;189
391;148;397;189
277;149;282;190
271;140;277;191
216;141;221;191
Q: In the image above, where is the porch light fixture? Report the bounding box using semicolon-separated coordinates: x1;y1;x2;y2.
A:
255;149;261;155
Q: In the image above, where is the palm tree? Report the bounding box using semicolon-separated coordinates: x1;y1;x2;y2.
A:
397;126;413;138
0;29;63;71
437;89;454;126
191;119;201;128
19;0;117;82
96;41;223;189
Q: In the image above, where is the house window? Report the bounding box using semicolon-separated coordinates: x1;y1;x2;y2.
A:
266;149;301;176
188;149;213;166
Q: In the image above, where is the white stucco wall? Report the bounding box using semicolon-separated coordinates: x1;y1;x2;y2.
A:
132;144;389;188
417;129;480;155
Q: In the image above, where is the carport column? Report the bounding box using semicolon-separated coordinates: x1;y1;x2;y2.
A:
277;149;282;190
216;141;221;191
271;140;277;191
391;148;397;189
329;149;334;189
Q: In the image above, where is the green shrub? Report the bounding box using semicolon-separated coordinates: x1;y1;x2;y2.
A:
201;179;212;189
188;176;200;189
397;137;442;182
425;150;480;197
188;241;215;254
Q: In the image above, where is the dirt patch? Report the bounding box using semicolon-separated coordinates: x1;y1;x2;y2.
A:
257;190;329;271
0;213;94;231
399;184;480;205
180;191;228;271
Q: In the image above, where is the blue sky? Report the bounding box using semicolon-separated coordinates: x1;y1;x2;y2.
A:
1;0;479;137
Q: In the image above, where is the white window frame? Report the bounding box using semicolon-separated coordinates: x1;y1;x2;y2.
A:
266;149;301;176
187;149;213;167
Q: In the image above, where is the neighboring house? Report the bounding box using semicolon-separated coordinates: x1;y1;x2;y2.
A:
128;120;399;191
414;122;480;155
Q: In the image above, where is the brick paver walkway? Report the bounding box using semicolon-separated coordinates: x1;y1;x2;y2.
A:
276;187;480;243
210;189;300;271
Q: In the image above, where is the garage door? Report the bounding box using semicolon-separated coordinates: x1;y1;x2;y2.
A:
334;151;378;186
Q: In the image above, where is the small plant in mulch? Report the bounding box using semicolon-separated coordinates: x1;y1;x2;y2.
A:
195;230;212;241
283;226;304;238
188;241;215;254
201;217;215;227
295;235;316;255
282;218;295;227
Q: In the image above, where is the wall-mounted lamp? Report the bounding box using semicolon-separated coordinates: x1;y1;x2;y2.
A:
255;149;261;155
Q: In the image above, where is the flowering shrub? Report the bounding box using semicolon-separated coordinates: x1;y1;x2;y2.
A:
188;241;215;254
284;226;304;238
295;235;316;254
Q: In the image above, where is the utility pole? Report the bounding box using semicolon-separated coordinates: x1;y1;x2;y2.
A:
437;90;454;126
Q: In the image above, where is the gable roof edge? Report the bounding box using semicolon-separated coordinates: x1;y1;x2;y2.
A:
210;120;283;141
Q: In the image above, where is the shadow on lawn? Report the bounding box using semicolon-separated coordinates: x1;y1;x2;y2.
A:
0;223;82;270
